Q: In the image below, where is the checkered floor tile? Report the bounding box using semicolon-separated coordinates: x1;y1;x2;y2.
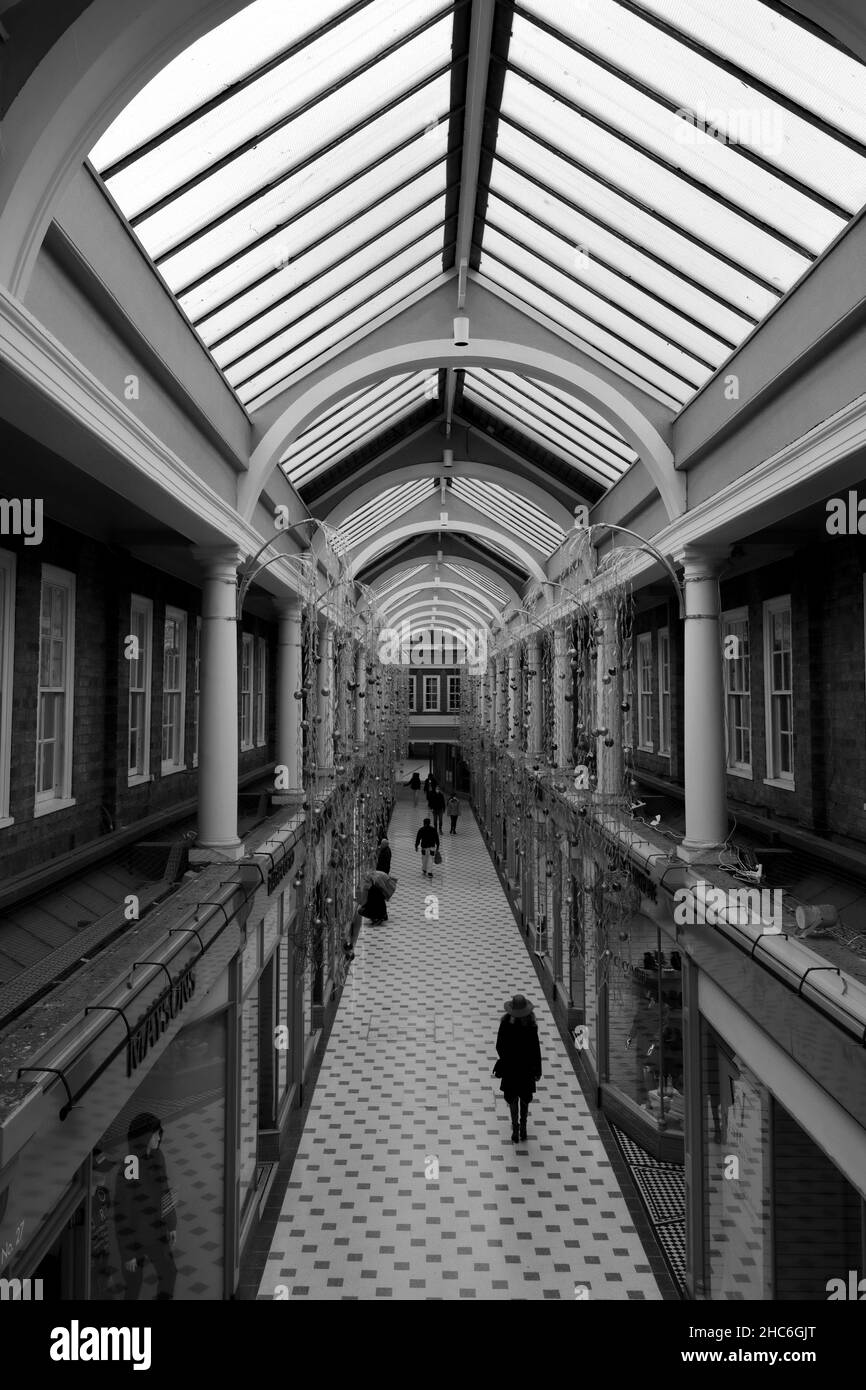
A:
611;1125;687;1295
257;792;663;1301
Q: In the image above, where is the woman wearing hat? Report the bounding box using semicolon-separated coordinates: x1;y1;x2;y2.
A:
375;838;392;875
496;995;542;1143
114;1112;177;1300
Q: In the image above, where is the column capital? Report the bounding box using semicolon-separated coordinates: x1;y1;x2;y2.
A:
191;544;245;578
672;542;731;578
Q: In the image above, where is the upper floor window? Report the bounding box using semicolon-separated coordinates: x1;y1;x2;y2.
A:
241;632;254;750
763;597;794;786
723;608;751;776
423;675;438;711
448;674;461;712
637;633;653;750
658;627;671;756
0;551;15;824
36;565;76;812
254;635;267;747
128;595;153;783
162;606;187;774
408;677;416;711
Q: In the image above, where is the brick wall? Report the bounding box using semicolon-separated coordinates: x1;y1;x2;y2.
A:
0;520;277;880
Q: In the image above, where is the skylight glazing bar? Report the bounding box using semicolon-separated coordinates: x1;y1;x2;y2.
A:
146;62;462;265
288;388;435;486
230;237;450;392
601;0;866;151
500;59;821;259
486;143;761;326
483;371;638;464
472;372;630;478
511;2;857;212
98;0;382;180
445;563;509;603
482;246;703;396
462;382;623;486
127;4;461;227
495;112;784;298
284;378;430;477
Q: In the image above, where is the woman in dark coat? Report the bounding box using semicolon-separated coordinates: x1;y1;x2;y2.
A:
360;871;387;924
375;838;391;874
409;771;421;806
496;994;542;1143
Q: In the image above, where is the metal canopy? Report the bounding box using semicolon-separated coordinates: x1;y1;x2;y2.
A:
88;0;866;592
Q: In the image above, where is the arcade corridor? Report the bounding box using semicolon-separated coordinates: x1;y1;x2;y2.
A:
255;791;665;1301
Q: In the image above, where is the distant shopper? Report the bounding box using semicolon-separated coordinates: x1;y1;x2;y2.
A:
376;838;392;875
430;787;446;833
495;996;542;1143
360;871;387;925
114;1112;177;1300
447;795;460;835
423;772;437;805
409;770;421;807
414;817;440;877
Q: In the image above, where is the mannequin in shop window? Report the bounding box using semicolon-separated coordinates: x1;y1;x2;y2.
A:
114;1112;177;1300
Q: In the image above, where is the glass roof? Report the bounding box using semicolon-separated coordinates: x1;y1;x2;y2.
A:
462;369;636;488
87;0;866;563
450;477;565;556
445;562;510;605
91;1;459;412
480;0;866;410
283;371;439;490
338;480;436;550
371;565;428;601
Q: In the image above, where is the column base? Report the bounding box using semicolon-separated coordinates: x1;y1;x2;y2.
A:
677;840;727;866
190;842;245;864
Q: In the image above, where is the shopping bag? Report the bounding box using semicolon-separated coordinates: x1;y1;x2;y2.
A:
433;849;443;865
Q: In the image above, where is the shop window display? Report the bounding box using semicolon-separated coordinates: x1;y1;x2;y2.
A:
90;1009;227;1300
239;986;259;1220
606;915;683;1131
701;1023;772;1298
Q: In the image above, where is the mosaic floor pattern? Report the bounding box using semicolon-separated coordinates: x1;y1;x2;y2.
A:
257;793;663;1301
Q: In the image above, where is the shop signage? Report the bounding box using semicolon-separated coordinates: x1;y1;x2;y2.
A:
127;964;196;1076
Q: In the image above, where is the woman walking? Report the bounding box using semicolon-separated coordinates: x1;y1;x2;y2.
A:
375;837;391;874
447;794;460;834
495;995;542;1143
409;770;421;807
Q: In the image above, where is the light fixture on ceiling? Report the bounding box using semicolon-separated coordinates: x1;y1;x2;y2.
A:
443;448;453;468
453;316;470;348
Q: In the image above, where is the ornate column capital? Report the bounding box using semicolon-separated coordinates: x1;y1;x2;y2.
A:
191;544;245;579
672;542;731;578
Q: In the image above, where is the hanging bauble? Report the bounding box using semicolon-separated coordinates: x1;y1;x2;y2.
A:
608;667;617;677
602;675;612;685
567;646;577;657
620;701;630;712
604;737;615;747
294;690;304;700
292;875;302;888
564;693;573;703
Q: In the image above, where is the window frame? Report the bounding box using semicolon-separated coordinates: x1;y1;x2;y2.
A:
128;594;154;785
657;626;671;757
254;634;267;747
762;595;795;789
0;550;15;826
722;606;752;778
447;673;461;712
161;605;188;776
35;563;76;815
241;631;255;750
423;674;439;712
408;676;416;712
636;632;654;751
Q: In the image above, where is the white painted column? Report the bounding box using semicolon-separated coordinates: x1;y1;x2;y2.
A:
507;647;518;748
677;545;730;860
355;642;366;746
554;624;569;769
489;657;498;740
318;618;334;770
193;546;244;859
274;597;303;802
527;633;543;758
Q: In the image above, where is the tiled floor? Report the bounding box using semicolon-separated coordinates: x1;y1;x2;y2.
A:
257;793;664;1301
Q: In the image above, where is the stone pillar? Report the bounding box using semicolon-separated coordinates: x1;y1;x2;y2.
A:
355;642;366;746
553;624;569;769
527;633;543;758
596;598;623;796
274;597;303;803
507;647;519;748
192;546;244;859
317;618;334;771
676;546;730;861
489;657;498;740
